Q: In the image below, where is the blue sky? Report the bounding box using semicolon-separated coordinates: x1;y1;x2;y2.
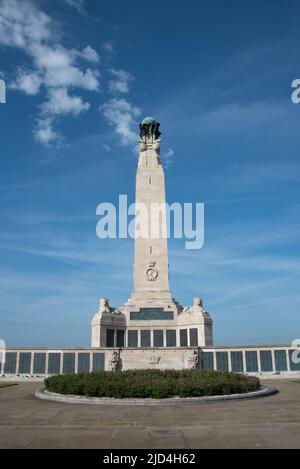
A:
0;0;299;347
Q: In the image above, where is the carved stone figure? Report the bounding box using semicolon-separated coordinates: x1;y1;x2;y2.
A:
194;297;203;308
99;298;111;314
188;350;199;369
110;350;120;371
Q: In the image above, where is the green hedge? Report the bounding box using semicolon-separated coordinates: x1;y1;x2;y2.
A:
44;369;260;399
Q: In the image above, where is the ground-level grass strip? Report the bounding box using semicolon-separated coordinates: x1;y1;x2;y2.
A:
0;383;18;389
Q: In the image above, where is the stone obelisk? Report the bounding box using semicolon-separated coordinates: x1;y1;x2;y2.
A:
131;117;172;304
91;117;213;349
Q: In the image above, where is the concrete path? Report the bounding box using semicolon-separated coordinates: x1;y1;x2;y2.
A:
0;380;299;448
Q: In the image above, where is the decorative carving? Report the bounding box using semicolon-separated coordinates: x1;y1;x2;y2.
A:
194;297;203;307
140;141;147;152
99;298;111;314
109;350;120;372
192;296;210;316
153;140;160;154
148;260;156;267
146;267;158;281
149;355;161;365
188;350;199;369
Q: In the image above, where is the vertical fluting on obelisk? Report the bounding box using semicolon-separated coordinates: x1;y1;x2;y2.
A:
131;118;172;302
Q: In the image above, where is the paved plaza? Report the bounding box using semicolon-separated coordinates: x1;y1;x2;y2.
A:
0;379;299;448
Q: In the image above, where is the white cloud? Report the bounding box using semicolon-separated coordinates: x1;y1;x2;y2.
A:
108;68;134;94
79;46;100;64
161;147;175;168
27;44;100;91
10;69;42;95
164;148;175;158
102;144;111;152
101;98;141;146
33;87;90;144
42;87;90;116
33;117;60;145
64;0;85;13
102;41;114;53
0;0;142;148
0;0;100;145
0;0;52;48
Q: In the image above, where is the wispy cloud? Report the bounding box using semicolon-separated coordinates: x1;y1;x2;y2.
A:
0;213;299;345
0;0;143;148
101;98;141;146
0;0;100;144
64;0;85;14
42;87;91;116
102;41;114;54
161;147;175;168
195;101;289;136
10;68;42;95
108;68;134;94
102;143;111;152
33;117;61;145
202;160;300;199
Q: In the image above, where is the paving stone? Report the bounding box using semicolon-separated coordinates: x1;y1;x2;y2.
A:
0;427;52;449
26;429;79;449
110;431;147;448
67;430;113;449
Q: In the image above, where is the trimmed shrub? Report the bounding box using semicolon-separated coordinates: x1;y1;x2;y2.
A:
44;369;260;399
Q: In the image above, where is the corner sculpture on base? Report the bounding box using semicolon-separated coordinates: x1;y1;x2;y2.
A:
109;350;120;372
91;117;213;358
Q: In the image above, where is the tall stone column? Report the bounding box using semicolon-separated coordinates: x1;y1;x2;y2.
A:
91;116;214;350
131;117;172;303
